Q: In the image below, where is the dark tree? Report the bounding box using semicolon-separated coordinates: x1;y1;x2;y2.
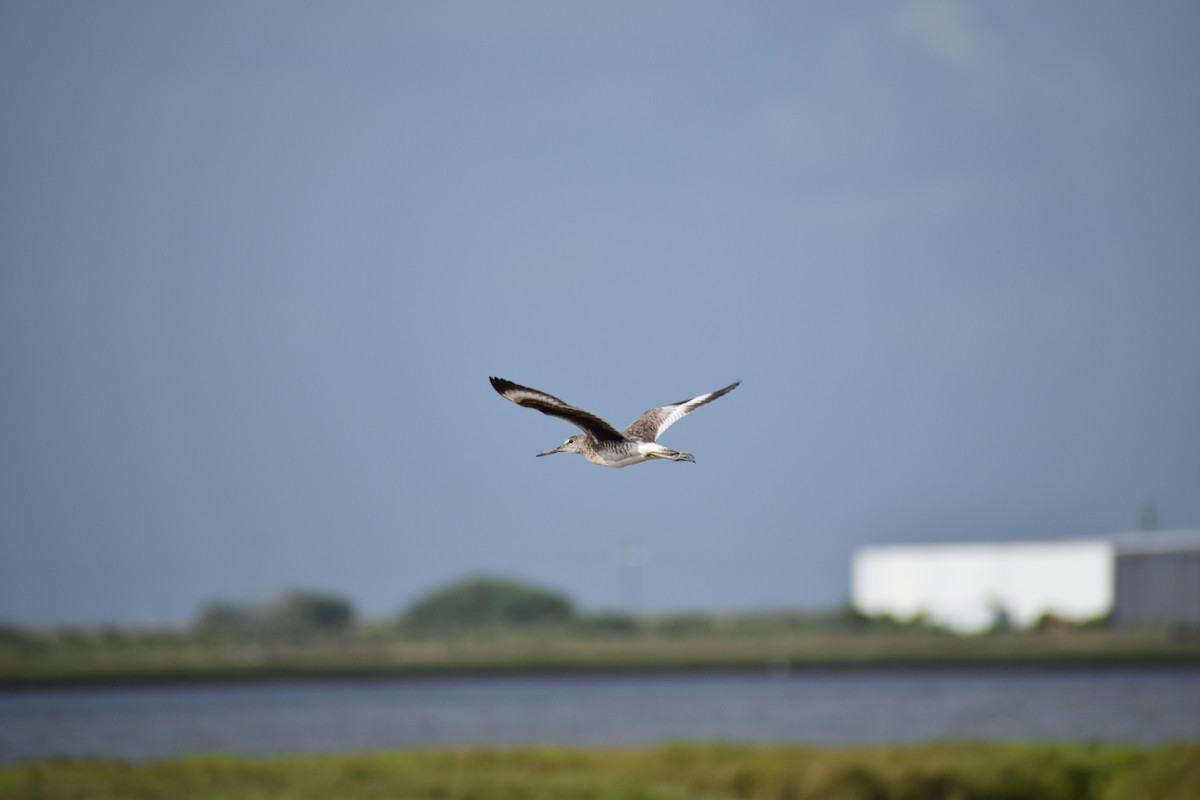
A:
402;575;576;631
266;589;356;635
194;600;258;638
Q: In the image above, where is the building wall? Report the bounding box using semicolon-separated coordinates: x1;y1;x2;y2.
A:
852;539;1113;633
1113;550;1200;626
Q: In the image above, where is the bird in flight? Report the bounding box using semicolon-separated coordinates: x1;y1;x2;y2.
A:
489;376;739;468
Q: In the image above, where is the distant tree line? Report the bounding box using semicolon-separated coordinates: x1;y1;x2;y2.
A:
195;588;356;639
392;575;948;636
6;575;1103;647
391;575;913;635
190;576;926;639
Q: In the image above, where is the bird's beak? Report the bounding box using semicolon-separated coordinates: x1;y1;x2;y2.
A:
536;444;566;457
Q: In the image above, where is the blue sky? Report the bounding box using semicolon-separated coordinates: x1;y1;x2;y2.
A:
2;2;1198;624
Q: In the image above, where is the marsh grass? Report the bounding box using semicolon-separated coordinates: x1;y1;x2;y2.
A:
3;742;1198;800
4;627;1199;687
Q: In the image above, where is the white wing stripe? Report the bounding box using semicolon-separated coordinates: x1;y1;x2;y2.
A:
653;392;714;438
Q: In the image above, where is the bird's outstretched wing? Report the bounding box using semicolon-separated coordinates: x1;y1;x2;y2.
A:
623;381;740;442
489;377;625;441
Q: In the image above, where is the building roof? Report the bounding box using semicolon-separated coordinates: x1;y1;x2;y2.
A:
1107;529;1200;555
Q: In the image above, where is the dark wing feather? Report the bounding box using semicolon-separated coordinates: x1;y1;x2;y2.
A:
489;377;625;441
623;380;740;442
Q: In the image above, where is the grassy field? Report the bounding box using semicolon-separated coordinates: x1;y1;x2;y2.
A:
3;742;1199;800
3;625;1200;687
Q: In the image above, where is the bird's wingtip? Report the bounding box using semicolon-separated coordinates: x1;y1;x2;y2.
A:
490;376;526;399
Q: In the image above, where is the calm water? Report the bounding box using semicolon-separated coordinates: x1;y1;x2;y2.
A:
2;668;1199;764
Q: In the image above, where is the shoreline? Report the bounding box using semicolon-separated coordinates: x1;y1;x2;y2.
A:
5;650;1200;691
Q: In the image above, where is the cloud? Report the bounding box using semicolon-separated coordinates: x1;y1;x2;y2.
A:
896;0;1027;110
897;0;981;69
895;0;1132;130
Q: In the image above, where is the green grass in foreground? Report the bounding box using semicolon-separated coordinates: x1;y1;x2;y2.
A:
3;742;1199;800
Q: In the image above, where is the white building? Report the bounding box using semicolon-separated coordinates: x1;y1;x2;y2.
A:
852;530;1200;633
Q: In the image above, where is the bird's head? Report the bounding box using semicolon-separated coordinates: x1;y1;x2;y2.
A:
537;435;588;458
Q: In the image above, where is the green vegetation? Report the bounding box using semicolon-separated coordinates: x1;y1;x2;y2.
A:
2;575;1198;687
195;588;355;640
402;575;576;632
2;742;1198;800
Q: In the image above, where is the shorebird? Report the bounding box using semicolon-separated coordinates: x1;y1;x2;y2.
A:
489;376;739;467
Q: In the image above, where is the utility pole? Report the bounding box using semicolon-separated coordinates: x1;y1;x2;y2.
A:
619;537;646;618
1140;500;1159;532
